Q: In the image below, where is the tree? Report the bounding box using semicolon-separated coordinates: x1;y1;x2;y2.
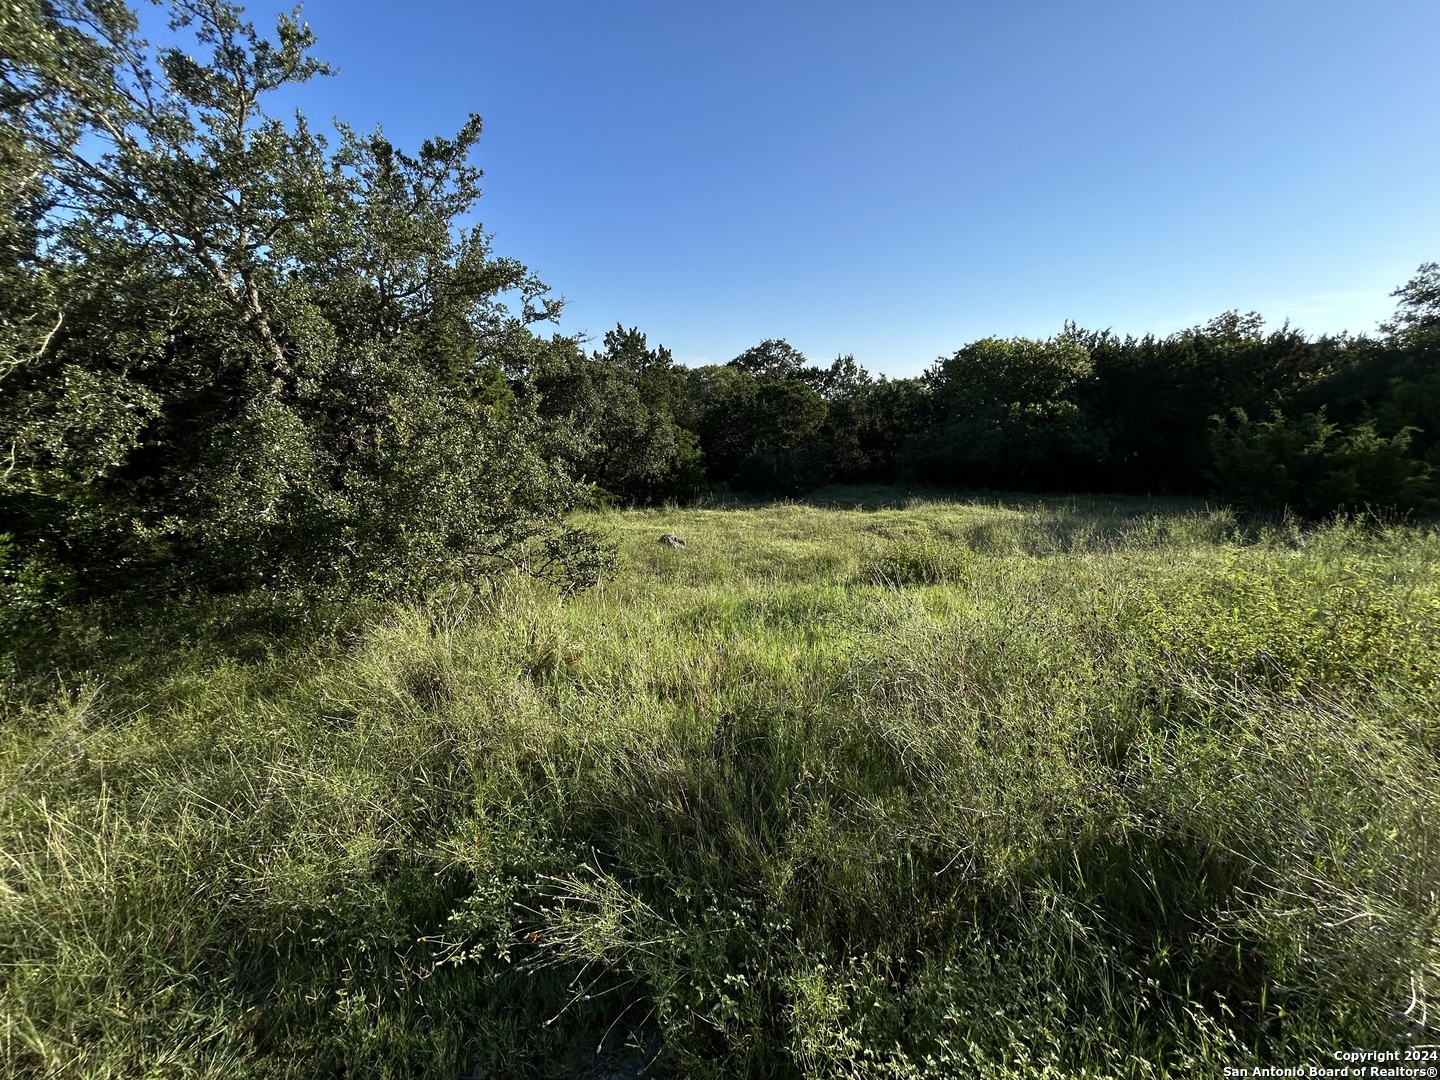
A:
1081;313;1331;493
1259;264;1440;484
799;353;870;402
513;326;702;505
907;336;1104;488
821;375;936;483
693;342;829;493
727;338;808;380
0;0;609;598
1382;262;1440;339
1370;263;1440;471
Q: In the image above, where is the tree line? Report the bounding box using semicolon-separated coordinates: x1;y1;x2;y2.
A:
529;280;1440;520
2;0;1437;613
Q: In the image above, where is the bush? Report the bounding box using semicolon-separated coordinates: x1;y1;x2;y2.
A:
1210;409;1435;518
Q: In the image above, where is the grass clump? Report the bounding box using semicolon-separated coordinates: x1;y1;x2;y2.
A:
2;493;1437;1077
860;527;970;586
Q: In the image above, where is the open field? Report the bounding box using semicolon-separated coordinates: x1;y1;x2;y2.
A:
2;491;1438;1078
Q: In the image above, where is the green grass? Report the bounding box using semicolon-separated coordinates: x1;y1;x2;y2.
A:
2;491;1438;1077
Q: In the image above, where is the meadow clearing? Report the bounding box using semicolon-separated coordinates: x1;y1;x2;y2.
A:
2;490;1437;1078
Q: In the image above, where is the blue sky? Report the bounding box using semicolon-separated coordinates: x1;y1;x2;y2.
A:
215;1;1439;375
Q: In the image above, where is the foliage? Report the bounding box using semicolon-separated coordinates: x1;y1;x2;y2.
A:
571;289;1440;514
727;337;809;380
1075;313;1329;494
1210;409;1435;518
816;373;936;483
678;344;934;494
1382;261;1440;339
692;348;830;494
907;335;1105;488
0;0;607;599
514;325;704;505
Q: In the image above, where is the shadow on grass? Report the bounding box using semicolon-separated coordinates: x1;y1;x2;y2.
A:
1;589;372;710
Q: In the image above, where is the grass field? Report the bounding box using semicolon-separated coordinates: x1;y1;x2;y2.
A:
2;489;1438;1077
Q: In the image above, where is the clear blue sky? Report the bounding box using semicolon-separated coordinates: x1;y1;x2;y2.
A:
229;2;1439;375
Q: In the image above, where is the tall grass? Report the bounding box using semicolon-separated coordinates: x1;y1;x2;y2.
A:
2;493;1437;1077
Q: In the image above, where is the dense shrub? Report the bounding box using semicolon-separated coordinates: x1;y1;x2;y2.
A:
1210;409;1435;518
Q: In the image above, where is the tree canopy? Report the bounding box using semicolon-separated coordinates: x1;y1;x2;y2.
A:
1;0;609;601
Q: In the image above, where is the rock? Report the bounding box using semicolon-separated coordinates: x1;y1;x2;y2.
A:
658;534;687;548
